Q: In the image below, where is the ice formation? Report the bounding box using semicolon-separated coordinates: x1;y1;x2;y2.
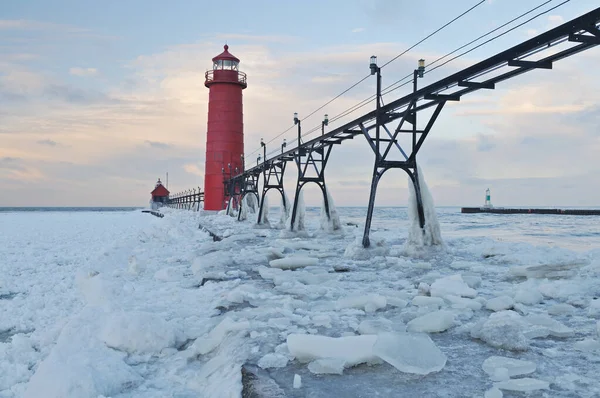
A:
319;187;342;232
287;190;305;231
278;192;291;227
405;165;443;248
259;195;269;225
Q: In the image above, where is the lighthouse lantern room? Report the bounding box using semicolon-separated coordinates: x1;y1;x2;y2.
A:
203;45;247;210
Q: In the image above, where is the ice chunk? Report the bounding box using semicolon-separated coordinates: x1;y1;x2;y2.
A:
514;288;543;305
411;296;444;308
482;356;536;378
548;303;575;315
192;317;249;356
372;332;447;375
308;358;346;375
258;353;289;369
588;298;600;318
484;387;503;398
462;275;482;288
494;378;549;392
358;318;405;335
344;237;389;260
525;314;573;338
573;339;600;352
418;282;430;295
406;310;455;333
597;321;600;338
486;296;514;312
99;311;179;354
287;334;378;367
337;294;387;313
471;311;529;351
269;256;318;270
445;295;482;310
430;274;476;298
509;262;583;279
490;367;510;382
293;374;302;389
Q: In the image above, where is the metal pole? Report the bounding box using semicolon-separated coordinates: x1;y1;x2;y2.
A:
413;70;418;156
376;67;381;160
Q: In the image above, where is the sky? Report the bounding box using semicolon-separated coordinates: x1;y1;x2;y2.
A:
1;0;599;207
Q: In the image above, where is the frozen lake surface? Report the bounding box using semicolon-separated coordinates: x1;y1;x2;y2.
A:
1;206;599;397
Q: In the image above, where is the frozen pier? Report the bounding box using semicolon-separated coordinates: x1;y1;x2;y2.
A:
461;208;600;216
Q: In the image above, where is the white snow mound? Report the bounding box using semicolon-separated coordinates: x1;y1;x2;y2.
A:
99;311;179;354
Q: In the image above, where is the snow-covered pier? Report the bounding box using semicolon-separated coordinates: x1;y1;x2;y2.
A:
462;208;600;215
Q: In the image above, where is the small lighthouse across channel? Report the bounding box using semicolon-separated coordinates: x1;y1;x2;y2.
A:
203;45;248;210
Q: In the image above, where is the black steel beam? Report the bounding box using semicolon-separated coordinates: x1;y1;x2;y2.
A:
458;81;495;89
424;93;461;101
507;60;552;69
569;33;600;44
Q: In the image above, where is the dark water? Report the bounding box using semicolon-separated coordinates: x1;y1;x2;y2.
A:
0;207;142;213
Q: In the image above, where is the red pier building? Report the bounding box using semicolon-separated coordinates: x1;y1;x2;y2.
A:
203;45;247;210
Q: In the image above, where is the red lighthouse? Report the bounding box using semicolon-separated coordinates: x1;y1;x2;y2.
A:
203;45;247;210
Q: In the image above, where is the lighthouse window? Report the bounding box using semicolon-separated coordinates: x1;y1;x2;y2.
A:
213;60;223;70
223;60;233;69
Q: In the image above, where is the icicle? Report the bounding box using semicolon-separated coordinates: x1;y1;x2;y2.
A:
278;191;291;227
406;165;443;247
287;190;305;231
320;187;342;232
259;195;270;225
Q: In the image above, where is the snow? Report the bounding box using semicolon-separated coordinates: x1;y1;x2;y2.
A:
293;374;301;389
2;204;600;397
406;310;455;333
494;377;550;392
482;356;536;378
99;311;180;354
372;332;447;375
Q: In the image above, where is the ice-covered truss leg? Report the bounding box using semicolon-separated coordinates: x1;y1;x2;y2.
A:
257;161;289;224
360;98;447;248
289;143;333;230
238;172;260;220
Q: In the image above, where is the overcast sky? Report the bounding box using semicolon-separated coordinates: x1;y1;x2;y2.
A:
1;0;599;207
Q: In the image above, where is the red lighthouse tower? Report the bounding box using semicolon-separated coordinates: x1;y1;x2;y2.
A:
203;45;247;210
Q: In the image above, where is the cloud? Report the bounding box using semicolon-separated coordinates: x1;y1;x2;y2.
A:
352;28;365;33
37;139;59;146
0;19;88;33
184;163;204;176
69;67;98;77
145;140;171;149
